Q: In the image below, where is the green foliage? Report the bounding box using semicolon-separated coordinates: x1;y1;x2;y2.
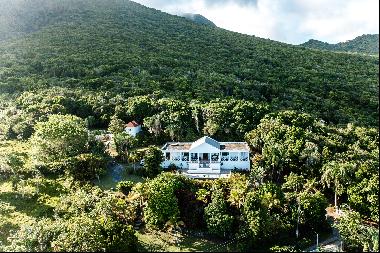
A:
245;111;322;181
297;191;328;231
282;173;329;232
108;115;125;134
269;245;297;252
242;183;289;244
227;173;249;208
116;180;134;195
301;34;379;55
4;213;137;252
0;0;378;250
114;132;138;161
143;173;185;228
4;218;64;252
65;153;107;181
0;0;378;127
2;178;138;252
334;209;379;252
204;188;234;237
143;146;164;178
30;114;88;164
321;161;355;206
347;154;379;222
0;108;34;140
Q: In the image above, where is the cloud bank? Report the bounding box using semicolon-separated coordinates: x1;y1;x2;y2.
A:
134;0;379;44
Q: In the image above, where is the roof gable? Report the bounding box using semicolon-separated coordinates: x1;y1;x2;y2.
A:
190;136;220;151
125;120;140;127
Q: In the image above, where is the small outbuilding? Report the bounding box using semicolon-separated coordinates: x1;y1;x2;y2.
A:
124;120;142;137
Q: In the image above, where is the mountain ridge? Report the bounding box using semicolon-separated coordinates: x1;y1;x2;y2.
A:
300;34;379;55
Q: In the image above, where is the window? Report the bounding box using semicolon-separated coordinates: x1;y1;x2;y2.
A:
165;152;170;160
230;152;239;161
221;152;229;161
240;152;248;161
171;152;181;161
182;152;189;161
211;153;219;162
190;153;198;162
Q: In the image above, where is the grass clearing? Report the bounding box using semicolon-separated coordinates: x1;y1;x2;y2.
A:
0;177;68;247
136;228;238;252
94;164;145;190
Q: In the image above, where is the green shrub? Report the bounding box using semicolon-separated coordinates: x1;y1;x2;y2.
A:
116;181;134;195
204;188;234;238
144;173;185;228
65;153;107;181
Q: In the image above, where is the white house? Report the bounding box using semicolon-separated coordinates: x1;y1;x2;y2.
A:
161;136;250;178
124;121;142;137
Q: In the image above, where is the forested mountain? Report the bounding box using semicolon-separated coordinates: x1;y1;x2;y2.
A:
0;0;378;127
180;13;216;27
0;1;378;251
300;34;379;55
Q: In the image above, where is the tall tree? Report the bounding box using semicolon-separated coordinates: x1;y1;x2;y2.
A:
321;161;354;209
30;114;88;164
143;146;164;178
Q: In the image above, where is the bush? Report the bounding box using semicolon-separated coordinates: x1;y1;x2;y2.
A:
116;181;134;195
334;209;379;252
298;191;329;232
66;153;107;181
269;245;297;252
144;173;185;228
166;163;179;172
4;215;137;252
204;188;234;238
37;161;66;176
143;146;164;178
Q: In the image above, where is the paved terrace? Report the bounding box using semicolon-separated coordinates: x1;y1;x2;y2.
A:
176;169;233;179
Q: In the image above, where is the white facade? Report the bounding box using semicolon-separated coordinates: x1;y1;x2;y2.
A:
124;121;142;137
161;136;250;178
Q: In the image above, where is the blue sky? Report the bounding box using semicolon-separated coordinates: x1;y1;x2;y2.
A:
134;0;379;44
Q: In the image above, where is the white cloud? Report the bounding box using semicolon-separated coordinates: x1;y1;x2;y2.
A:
133;0;379;44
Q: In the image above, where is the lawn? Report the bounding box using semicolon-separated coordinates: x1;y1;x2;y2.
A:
94;163;145;190
136;228;238;252
0;177;68;247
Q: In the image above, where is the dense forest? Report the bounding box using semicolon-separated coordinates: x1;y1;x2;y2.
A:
300;34;379;55
0;0;378;252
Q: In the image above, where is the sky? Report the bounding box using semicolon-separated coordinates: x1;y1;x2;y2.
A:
133;0;379;45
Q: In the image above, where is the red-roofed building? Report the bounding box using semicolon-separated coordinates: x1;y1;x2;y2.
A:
124;121;142;137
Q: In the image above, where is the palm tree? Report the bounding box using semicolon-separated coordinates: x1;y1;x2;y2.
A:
321;161;354;209
128;152;140;172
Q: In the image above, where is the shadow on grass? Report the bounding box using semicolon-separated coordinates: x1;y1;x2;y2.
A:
0;220;18;246
0;191;54;218
36;179;68;197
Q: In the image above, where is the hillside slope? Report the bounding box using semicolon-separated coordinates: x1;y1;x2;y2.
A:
0;0;378;126
300;34;379;55
180;13;216;27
